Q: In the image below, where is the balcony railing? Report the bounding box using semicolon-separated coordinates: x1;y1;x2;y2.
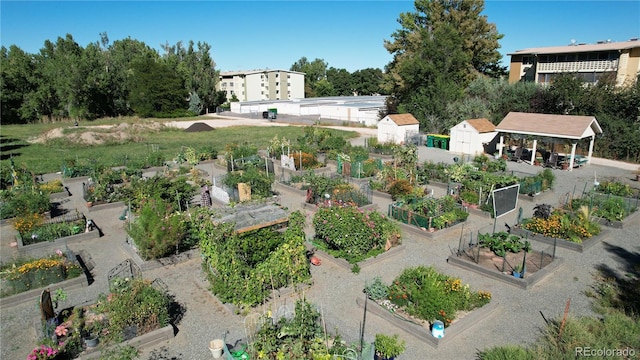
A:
537;59;618;73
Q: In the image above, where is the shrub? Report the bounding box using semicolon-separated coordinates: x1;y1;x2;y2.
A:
292;151;319;170
127;197;187;260
595;179;634;197
0;189;51;219
313;205;400;263
387;179;413;200
97;278;171;339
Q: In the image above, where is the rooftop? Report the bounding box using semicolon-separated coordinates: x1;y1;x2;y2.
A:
509;38;640;56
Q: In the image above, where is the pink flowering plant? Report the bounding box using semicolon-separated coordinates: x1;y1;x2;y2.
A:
26;344;59;360
312;204;401;263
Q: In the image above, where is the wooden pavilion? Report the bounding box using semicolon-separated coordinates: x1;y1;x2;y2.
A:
496;112;603;171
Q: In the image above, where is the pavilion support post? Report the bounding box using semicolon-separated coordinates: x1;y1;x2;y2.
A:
498;135;505;157
569;142;577;172
531;139;537;164
587;135;595;164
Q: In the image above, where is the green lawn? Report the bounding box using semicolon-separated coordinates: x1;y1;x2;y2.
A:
0;116;359;175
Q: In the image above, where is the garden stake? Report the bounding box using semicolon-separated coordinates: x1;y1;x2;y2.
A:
557;297;571;341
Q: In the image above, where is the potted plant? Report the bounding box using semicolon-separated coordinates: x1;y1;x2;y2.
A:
513;264;525;278
374;333;406;360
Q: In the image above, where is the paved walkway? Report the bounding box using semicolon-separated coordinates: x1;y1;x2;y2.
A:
1;123;639;360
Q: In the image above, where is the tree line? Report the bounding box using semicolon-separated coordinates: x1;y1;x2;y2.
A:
2;0;639;162
1;33;226;123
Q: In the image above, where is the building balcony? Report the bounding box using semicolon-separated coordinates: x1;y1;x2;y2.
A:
537;59;618;73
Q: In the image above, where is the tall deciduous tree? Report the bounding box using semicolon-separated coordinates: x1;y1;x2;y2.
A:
290;57;328;97
0;45;36;123
352;68;384;95
383;0;505;131
129;55;188;118
106;37;160;116
326;67;352;96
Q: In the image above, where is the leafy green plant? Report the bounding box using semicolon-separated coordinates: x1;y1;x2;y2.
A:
223;166;274;199
0;188;51;219
386;266;491;327
200;211;311;308
595;179;634;197
97;277;172;341
313;205;400;263
127;197;187;260
351;263;361;274
364;277;389;301
478;232;530;257
460;190;479;205
374;333;406;359
250;299;347;359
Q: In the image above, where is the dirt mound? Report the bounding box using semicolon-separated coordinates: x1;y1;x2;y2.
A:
28;122;162;145
184;122;215;132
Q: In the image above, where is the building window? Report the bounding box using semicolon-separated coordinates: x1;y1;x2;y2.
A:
229;82;234;87
276;82;279;86
287;83;291;86
261;91;264;95
287;75;291;78
522;56;533;65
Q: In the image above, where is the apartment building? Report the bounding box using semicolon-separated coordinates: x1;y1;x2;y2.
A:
508;38;640;86
217;69;305;102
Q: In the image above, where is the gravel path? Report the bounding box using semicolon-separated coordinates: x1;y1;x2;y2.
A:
1;119;639;360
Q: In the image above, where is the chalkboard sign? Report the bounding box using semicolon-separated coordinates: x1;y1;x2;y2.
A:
492;184;520;218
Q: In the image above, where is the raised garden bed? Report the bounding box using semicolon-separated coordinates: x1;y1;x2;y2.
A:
310;243;405;272
447;247;564;289
86;201;126;212
356;296;499;348
0;251;95;308
510;226;610;253
392;218;468;239
76;324;175;360
16;228;100;256
120;240;200;272
592;209;640;228
0;271;88;309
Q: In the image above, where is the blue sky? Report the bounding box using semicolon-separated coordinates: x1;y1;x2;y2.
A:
1;1;639;72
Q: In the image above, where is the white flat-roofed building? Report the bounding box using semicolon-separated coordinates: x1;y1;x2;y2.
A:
229;96;387;126
218;69;305;102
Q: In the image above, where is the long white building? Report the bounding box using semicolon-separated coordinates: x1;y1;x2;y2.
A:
229;96;388;127
217;69;305;102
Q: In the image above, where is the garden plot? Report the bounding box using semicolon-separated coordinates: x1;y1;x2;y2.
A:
359;267;497;348
447;231;563;289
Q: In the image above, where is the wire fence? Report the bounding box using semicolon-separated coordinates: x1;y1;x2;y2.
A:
454;231;557;278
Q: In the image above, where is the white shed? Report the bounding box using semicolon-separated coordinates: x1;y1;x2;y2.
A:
449;118;498;155
377;114;420;144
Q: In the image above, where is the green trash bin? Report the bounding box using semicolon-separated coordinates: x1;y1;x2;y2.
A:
441;137;449;150
426;135;434;148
